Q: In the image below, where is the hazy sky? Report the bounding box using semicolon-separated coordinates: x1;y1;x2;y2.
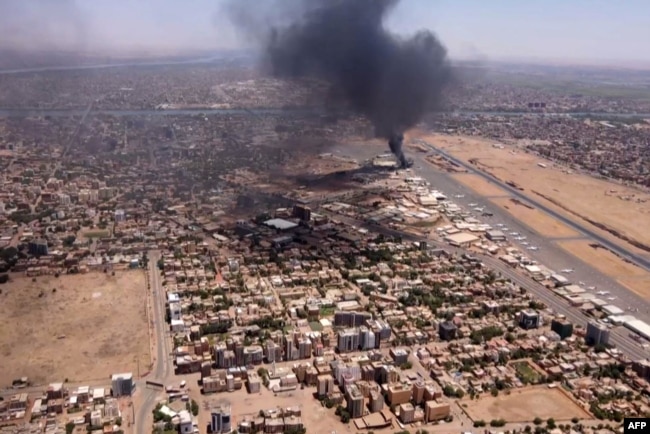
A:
1;0;649;66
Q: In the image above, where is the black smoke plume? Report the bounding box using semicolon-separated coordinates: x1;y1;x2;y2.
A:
227;0;451;168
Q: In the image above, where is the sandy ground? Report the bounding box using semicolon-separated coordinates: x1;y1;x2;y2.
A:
0;271;149;386
617;277;650;299
463;386;591;423
450;173;509;197
557;240;647;278
417;132;650;253
490;197;581;238
557;240;650;298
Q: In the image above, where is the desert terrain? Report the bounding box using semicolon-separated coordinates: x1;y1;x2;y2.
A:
463;386;591;423
0;271;149;386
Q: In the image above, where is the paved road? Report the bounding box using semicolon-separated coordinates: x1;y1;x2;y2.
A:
428;144;650;272
134;250;172;434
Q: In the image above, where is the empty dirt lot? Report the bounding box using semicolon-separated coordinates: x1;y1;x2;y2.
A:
197;384;345;434
0;271;149;386
419;132;650;254
464;386;591;423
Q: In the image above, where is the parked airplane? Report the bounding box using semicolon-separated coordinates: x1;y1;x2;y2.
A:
561;268;574;273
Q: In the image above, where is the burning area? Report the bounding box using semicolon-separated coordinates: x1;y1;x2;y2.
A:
226;0;452;168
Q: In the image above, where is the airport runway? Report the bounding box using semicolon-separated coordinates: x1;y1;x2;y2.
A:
427;144;650;272
331;142;650;360
404;151;650;325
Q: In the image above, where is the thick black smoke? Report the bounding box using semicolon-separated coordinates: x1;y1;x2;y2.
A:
228;0;451;167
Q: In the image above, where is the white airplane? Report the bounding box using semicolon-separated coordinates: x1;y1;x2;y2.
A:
455;194;465;198
528;246;539;251
561;268;574;273
473;207;484;212
521;242;529;246
510;232;519;236
607;297;617;301
587;286;596;290
596;290;609;295
469;203;477;207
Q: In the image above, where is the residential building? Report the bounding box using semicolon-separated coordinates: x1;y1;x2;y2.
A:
211;404;232;433
438;321;457;341
519;310;541;330
586;321;610;346
346;384;364;419
111;373;133;397
551;318;574;340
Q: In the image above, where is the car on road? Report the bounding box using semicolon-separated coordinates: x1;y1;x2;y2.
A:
510;232;519;236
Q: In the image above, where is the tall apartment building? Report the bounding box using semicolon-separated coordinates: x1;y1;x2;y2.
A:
334;311;372;328
586;321;610;346
337;328;360;353
111;373;134;397
211;404;232;433
346;384;365;419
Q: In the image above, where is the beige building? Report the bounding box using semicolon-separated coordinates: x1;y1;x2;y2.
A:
425;401;450;422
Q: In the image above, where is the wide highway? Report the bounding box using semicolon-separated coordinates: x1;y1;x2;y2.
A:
135;250;173;434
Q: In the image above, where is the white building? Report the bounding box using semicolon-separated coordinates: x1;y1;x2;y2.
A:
111;373;133;397
178;410;193;434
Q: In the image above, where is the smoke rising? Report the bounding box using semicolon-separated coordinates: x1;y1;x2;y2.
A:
227;0;452;167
